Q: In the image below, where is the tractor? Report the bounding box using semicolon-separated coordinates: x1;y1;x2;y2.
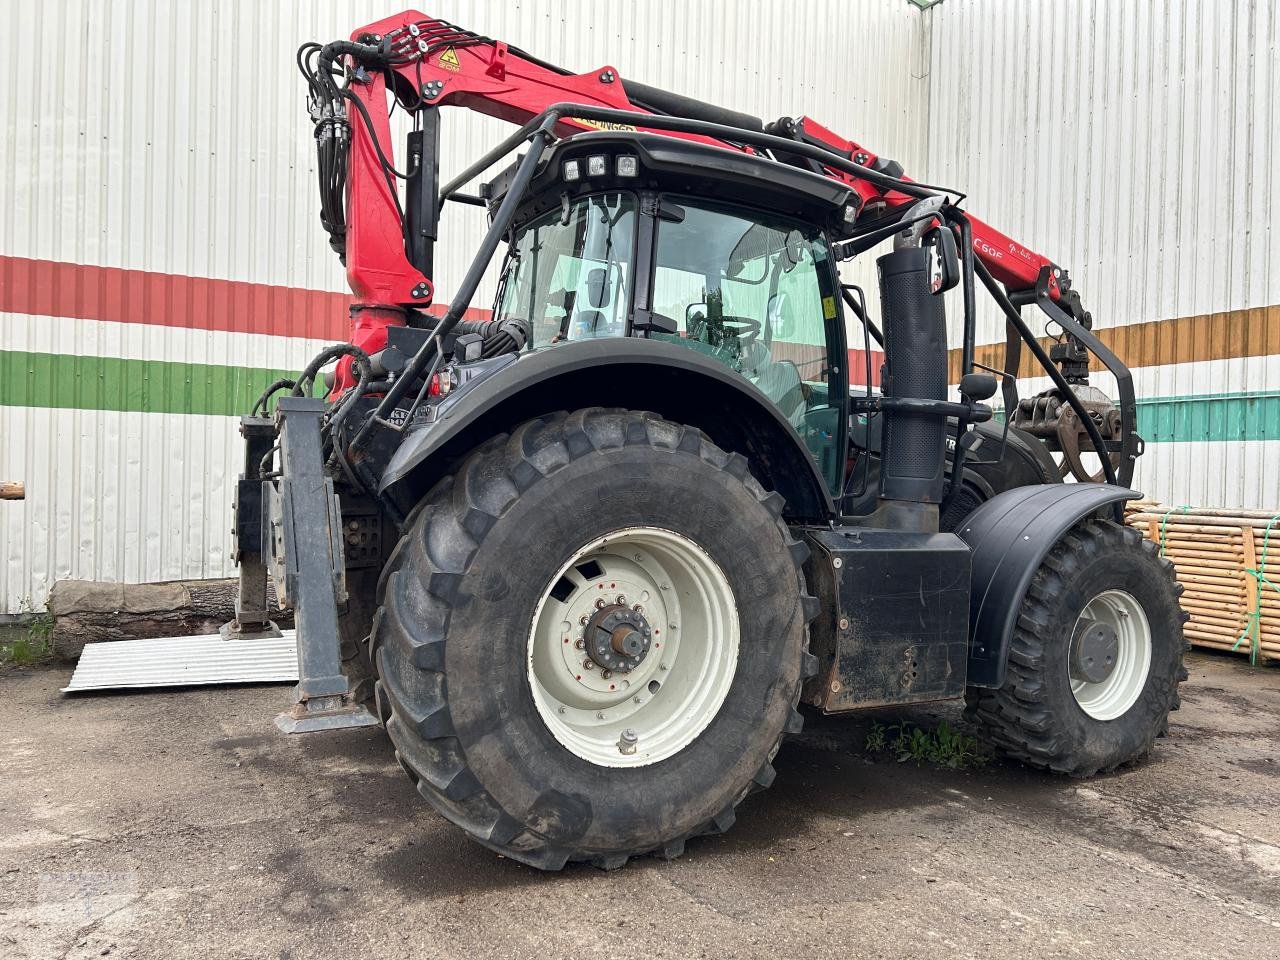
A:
225;10;1189;870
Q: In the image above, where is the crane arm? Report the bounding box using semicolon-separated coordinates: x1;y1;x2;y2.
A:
307;9;1068;312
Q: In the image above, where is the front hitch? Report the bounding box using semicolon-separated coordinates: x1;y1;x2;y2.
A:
228;397;378;734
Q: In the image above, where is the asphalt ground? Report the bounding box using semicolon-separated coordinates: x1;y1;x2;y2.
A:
2;650;1278;959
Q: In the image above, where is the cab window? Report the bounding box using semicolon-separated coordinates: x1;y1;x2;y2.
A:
495;193;636;346
649;201;844;492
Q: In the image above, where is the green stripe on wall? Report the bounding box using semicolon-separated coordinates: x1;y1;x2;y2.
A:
956;391;1278;444
0;350;307;416
1138;391;1280;442
1;350;1278;441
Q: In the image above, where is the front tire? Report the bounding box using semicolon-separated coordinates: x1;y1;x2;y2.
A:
372;409;818;869
966;519;1190;776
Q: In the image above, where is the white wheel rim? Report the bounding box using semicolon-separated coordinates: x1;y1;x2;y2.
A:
1070;589;1152;721
527;526;740;767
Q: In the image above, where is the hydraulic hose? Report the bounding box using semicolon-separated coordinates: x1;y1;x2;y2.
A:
291;344;372;398
453;316;532;358
315;40;387;91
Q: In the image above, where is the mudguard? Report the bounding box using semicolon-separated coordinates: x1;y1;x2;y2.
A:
957;483;1141;688
378;337;835;523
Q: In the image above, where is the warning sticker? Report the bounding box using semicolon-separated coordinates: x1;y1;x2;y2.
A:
822;295;837;320
438;46;460;72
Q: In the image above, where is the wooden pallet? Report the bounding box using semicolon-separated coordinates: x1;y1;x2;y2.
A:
1127;501;1280;663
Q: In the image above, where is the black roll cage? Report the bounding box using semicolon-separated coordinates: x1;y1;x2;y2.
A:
343;102;1138;508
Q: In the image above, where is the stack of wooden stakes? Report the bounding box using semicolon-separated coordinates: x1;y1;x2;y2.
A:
1127;501;1280;663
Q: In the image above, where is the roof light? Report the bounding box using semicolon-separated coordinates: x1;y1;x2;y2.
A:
587;154;608;177
562;159;581;182
616;155;638;177
842;202;858;224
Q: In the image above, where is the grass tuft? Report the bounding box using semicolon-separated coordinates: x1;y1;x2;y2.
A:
865;719;991;770
0;607;53;667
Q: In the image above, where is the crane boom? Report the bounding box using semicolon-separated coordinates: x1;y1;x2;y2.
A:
310;10;1068;310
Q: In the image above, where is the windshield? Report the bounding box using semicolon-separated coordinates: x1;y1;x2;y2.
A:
495;193;637;347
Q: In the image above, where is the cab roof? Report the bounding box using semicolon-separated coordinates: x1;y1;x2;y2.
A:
483;131;857;237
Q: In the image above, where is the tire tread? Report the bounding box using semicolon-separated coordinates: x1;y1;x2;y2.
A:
966;518;1188;777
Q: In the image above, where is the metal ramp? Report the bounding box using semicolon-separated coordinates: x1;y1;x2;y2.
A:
62;631;298;693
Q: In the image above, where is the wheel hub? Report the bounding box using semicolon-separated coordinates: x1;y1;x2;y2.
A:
584;603;652;673
1069;589;1152;721
1069;617;1119;683
526;526;740;767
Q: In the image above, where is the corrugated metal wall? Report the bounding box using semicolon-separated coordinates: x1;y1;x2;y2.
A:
0;0;928;612
926;0;1280;509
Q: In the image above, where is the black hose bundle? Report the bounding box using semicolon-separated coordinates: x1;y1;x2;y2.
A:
251;377;297;417
453;316;532;358
291;343;372;398
296;40;393;262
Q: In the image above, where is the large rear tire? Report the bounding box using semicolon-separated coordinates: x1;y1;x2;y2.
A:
966;519;1190;776
372;409;818;869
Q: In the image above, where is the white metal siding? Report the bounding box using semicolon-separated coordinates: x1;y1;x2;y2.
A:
928;0;1278;336
925;0;1280;510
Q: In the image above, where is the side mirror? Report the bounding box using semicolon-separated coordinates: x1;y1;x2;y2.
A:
959;372;998;402
767;293;796;340
685;302;708;326
782;229;806;272
923;225;960;295
584;268;608;309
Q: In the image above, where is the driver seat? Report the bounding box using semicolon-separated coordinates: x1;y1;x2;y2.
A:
740;339;807;429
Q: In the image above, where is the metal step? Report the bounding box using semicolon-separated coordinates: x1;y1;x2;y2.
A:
62;631;298;693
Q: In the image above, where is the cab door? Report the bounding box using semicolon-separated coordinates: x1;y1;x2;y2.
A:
641;198;849;495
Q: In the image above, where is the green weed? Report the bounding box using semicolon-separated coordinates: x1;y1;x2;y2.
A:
0;604;53;667
865;719;990;770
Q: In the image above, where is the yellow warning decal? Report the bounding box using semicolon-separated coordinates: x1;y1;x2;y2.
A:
822;296;837;320
575;117;637;132
438;46;460;72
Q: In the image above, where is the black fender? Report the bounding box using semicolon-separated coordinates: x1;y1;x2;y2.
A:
957;482;1141;688
378;337;835;523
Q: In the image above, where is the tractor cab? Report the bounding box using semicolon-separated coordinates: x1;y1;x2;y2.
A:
485;131;853;493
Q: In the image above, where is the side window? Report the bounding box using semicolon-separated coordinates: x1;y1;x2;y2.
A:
650;202;843;492
497;193;636;347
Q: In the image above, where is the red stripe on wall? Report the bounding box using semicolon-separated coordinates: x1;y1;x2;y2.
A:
848;347;883;387
0;256;492;339
2;258;868;382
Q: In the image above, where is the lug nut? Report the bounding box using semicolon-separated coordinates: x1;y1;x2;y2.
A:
601;669;612;679
595;598;607;609
580;615;589;626
616;595;627;605
583;660;595;671
575;638;585;649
